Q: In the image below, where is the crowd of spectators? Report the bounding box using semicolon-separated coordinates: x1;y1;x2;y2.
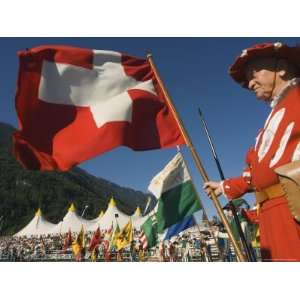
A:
0;227;224;262
0;204;261;262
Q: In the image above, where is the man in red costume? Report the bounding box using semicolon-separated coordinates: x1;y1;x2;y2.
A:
204;42;300;261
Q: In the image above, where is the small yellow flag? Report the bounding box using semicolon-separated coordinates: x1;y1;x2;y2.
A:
91;248;97;262
72;226;85;258
109;223;120;251
115;220;133;251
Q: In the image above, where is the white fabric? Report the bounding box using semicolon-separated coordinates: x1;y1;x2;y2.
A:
292;142;300;161
269;122;295;167
14;215;56;237
49;210;93;234
148;152;190;199
99;205;130;230
86;217;102;232
38;51;157;128
258;108;285;162
254;131;263;151
132;214;149;230
131;207;145;230
270;78;300;108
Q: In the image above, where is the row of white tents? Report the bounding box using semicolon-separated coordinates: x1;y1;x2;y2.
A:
15;197;149;237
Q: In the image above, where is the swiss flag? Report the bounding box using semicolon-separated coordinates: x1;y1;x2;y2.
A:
13;45;185;170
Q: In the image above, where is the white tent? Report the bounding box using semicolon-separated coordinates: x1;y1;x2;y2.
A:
132;206;148;230
14;208;57;237
87;210;104;232
49;203;94;234
99;197;130;230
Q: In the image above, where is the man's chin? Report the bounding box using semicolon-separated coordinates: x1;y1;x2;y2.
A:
255;93;272;102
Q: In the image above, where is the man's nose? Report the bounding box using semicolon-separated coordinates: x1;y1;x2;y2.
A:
248;79;255;90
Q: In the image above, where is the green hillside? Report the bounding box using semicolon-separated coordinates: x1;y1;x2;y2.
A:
0;122;154;235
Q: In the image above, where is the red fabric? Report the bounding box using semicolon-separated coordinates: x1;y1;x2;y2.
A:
223;84;300;261
259;197;300;262
102;240;111;262
249;87;300;190
13;45;185;171
222;148;255;200
241;209;259;224
63;229;72;252
88;227;101;252
224;87;300;194
223;176;251;200
229;42;300;87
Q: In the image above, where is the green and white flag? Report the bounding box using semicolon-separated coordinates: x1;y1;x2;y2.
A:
141;214;158;249
148;152;201;233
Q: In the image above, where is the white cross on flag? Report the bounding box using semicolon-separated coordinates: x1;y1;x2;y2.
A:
13;45;185;170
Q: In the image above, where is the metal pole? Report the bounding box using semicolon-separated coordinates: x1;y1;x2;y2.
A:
143;196;152;216
197;108;256;262
147;54;246;262
81;205;89;218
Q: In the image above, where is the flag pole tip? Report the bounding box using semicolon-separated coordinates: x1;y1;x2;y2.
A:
146;52;153;59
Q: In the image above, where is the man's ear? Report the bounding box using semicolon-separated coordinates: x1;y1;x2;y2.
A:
277;59;289;78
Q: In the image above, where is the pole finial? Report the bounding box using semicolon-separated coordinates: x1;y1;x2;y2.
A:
146;51;153;59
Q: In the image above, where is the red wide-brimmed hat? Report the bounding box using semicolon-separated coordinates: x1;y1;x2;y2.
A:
229;42;300;88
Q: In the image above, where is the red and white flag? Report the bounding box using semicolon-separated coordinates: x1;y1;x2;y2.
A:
88;227;101;252
63;228;72;253
13;45;185;170
139;230;148;250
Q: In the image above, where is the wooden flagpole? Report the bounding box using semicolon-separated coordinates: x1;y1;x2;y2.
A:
148;54;246;262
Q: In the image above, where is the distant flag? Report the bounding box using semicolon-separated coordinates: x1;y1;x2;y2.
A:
164;215;196;241
89;228;101;262
202;211;209;224
72;226;85;261
107;222;113;235
88;227;101;253
102;222;114;256
109;223;120;251
139;231;148;250
13;45;185;171
63;228;73;253
148;152;201;233
223;198;251;241
115;219;133;250
140;215;158;249
102;228;112;262
40;235;46;255
90;249;97;262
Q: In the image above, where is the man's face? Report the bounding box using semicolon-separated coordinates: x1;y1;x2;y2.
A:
245;57;277;101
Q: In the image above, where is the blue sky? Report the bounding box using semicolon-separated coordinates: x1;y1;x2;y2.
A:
1;37;299;218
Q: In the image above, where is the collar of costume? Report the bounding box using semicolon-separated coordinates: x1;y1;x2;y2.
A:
270;77;300;108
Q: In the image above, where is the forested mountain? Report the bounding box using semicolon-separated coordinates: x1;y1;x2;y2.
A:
0;122;154;235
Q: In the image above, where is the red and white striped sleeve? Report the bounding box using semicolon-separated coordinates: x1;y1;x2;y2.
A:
221;173;252;200
220;148;254;200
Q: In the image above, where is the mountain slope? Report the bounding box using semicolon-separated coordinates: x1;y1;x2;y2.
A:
0;122;155;235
